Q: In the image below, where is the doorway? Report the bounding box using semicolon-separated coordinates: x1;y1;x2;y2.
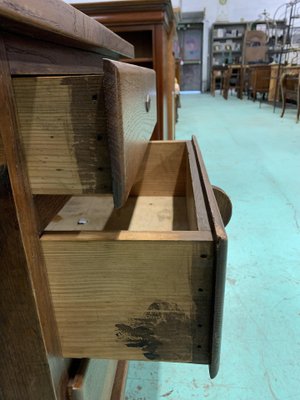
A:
176;23;203;91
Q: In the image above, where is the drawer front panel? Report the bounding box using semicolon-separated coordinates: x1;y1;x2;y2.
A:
12;62;156;207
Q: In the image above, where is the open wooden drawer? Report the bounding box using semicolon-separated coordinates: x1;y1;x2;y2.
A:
41;137;231;379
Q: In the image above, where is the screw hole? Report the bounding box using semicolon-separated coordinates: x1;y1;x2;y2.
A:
92;94;98;102
97;134;103;141
98;167;104;171
198;324;203;328
201;254;208;259
197;345;202;349
198;288;203;292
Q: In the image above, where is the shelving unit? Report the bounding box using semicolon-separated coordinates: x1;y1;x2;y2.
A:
211;22;248;66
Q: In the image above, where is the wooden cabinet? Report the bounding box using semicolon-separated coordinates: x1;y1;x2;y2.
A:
0;1;230;398
73;0;176;141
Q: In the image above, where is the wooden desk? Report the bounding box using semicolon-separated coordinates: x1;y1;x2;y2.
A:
247;64;271;101
280;66;300;122
210;65;228;96
73;0;176;141
222;64;244;100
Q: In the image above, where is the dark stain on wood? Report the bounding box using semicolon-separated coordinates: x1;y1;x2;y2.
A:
115;301;192;361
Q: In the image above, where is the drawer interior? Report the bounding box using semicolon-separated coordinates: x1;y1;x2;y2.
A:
41;141;214;364
44;141;211;234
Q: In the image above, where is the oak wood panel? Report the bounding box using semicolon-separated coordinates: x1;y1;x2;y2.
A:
0;36;61;354
45;195;190;232
41;139;215;363
0;168;57;400
12;74;112;195
103;59;156;207
5;33;104;76
186;142;210;232
0;0;134;58
34;195;71;234
212;186;232;227
41;239;214;363
192;136;228;379
131;141;187;196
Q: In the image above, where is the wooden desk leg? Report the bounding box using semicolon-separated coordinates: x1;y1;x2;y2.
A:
297;74;300;123
280;75;286;118
211;71;216;97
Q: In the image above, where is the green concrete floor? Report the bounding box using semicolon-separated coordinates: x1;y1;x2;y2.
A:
124;93;300;400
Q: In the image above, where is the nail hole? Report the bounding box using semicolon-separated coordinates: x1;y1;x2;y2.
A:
201;254;208;259
92;94;98;102
97;134;103;141
98;167;104;171
197;345;202;349
77;218;88;225
50;135;54;139
198;288;203;292
198;324;203;328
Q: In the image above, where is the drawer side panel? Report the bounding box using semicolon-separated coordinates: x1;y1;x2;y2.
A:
43;240;214;364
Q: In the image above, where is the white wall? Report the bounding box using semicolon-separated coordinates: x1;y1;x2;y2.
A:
65;0;288;90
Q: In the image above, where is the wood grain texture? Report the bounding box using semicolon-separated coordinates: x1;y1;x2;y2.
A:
45;195;190;232
12;74;112;195
5;33;104;76
192;136;228;379
0;168;57;400
75;1;176;141
131;141;187;196
110;361;128;400
41;139;215;364
0;131;4;165
186;141;211;232
42;239;214;363
0;36;61;354
103;59;156;207
212;186;232;227
0;0;134;58
34;195;71;234
68;359;118;400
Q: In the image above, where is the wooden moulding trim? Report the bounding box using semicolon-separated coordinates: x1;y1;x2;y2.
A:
191;136;228;380
73;0;174;20
0;0;134;58
92;11;166;27
41;230;213;242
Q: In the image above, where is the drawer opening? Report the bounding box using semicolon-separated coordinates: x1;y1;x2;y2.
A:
44;141;211;234
40;139;218;366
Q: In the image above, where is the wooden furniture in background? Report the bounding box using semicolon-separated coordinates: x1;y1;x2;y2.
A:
244;30;268;64
222;64;244;100
73;0;176;141
247;64;271;101
210;65;228;96
211;22;247;66
280;68;300;122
